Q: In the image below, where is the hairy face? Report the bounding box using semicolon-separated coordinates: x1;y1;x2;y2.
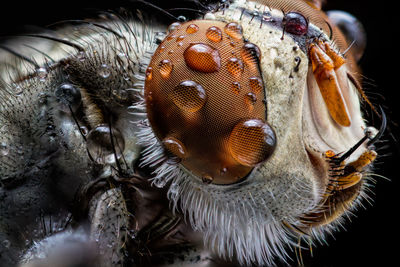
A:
135;0;379;265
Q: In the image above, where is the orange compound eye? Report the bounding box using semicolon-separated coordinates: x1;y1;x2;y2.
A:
145;20;277;184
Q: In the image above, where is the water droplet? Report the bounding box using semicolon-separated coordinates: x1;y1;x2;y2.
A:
176;35;185;42
224;22;243;40
249;77;263;94
171;80;207;112
80;126;88;136
220;167;227;175
232;82;241;95
86;124;125;165
163;136;187;159
184;43;221;73
241;43;261;70
98;64;111;78
168;22;181;33
177;15;187;22
145;67;153;81
245;92;257;110
159;46;166;53
202;174;213;184
2;239;11;249
186;24;199;34
0;142;9;156
55;83;82;112
228;119;276;166
36;67;48;81
226;57;244;79
158;59;173;79
206;26;222;42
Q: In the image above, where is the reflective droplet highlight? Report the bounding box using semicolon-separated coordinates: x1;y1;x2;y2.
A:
228;119;276;166
184;43;221;73
226;57;243;79
159;59;173;79
171;80;207;112
206;26;222;42
0;142;9;156
241;43;261;70
55;83;82;111
86;124;125;165
232;82;241;95
202;174;213;184
168;22;181;33
36;67;48;81
245;92;257;110
98;64;111;78
224;22;243;40
145;67;153;81
249;77;263;94
163;137;187;159
186;24;199;34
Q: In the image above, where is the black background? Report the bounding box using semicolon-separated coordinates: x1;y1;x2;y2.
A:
0;0;398;266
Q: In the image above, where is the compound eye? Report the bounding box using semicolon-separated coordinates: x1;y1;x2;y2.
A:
144;20;276;184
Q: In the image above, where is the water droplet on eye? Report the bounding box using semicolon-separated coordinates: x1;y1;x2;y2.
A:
245;92;257;109
249;77;263;94
0;142;9;156
171;80;207;112
176;35;185;42
184;43;221;73
145;67;153;81
241;43;261;69
55;83;82;111
163;136;187;159
177;15;187;22
206;26;222;42
220;167;227;175
168;22;181;33
226;57;244;79
80;126;88;136
86;124;125;165
228;118;276;166
158;59;173;79
224;22;243;40
202;174;213;184
98;64;111;78
186;24;199;34
232;82;241;95
36;67;48;81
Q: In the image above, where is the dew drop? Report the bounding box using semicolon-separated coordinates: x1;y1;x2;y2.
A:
163;136;187;159
55;83;82;112
0;142;9;156
184;43;221;73
176;35;186;42
98;64;111;78
249;77;263;94
232;82;241;95
159;59;173;79
202;174;213;184
36;67;48;81
224;22;243;40
171;80;207;112
186;24;199;34
245;92;257;109
206;26;223;42
80;126;89;136
168;22;181;33
86;124;125;165
145;67;153;81
241;43;261;69
2;239;11;249
226;57;244;79
228;119;276;166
